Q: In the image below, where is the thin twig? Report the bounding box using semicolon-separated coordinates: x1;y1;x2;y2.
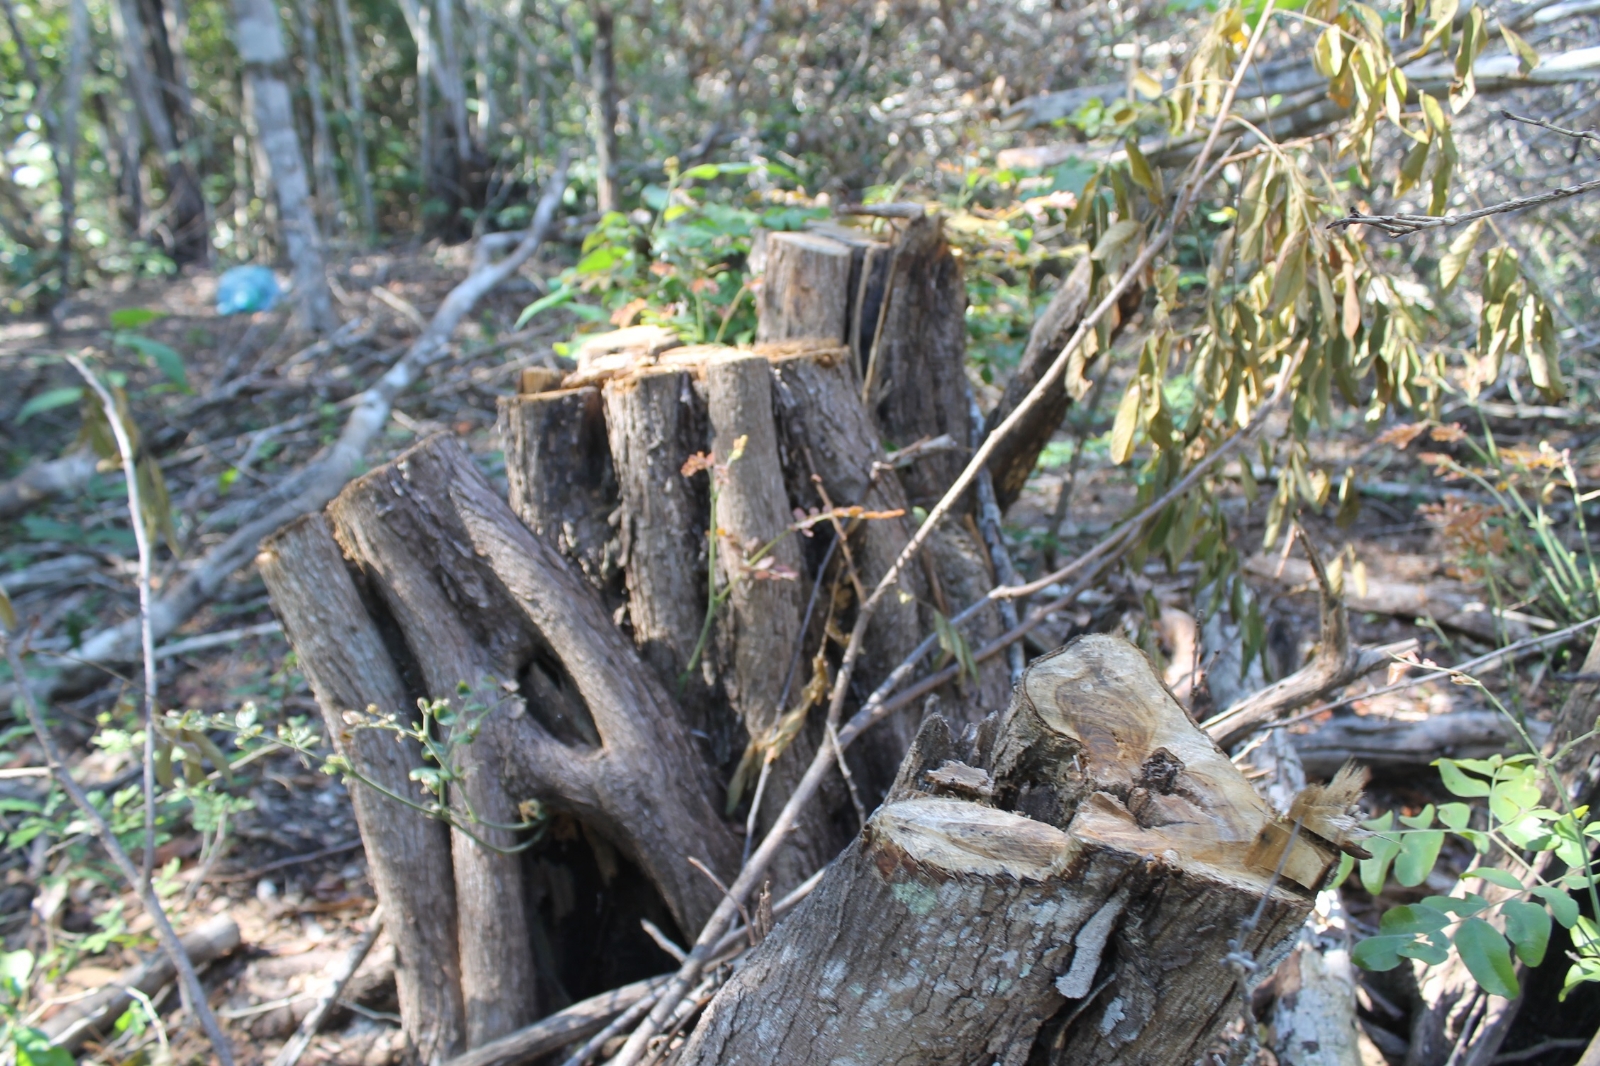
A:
1496;108;1600;147
2;630;236;1066
270;906;385;1066
64;353;161;891
1328;175;1600;236
609;15;1279;1059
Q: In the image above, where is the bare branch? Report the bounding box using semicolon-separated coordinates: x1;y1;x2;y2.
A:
1328;175;1600;236
1496;107;1600;146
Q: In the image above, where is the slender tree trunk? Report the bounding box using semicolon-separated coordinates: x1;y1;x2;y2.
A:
470;0;495;147
435;0;473;162
330;0;375;235
0;0;75;293
106;0;209;262
293;0;341;234
230;0;337;332
57;0;88;289
93;92;144;235
589;2;618;211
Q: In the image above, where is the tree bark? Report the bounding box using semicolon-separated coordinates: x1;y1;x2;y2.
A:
860;212;971;506
231;0;337;332
498;385;622;601
679;635;1328;1065
258;514;467;1065
325;435;740;935
755;231;855;345
588;2;619;212
330;0;376;235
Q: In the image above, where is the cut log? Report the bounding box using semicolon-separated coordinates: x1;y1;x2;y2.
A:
498;386;621;600
755;230;855;344
600;367;734;765
678;635;1333;1065
258;514;466;1063
706;351;843;891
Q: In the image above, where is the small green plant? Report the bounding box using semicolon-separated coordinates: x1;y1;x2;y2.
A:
1;950;72;1066
517;160;825;347
1352;672;1600;1000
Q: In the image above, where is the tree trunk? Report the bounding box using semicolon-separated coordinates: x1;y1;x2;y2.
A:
107;0;209;262
679;635;1330;1065
231;0;337;332
258;515;468;1065
292;0;340;233
498;385;622;601
588;2;619;212
330;0;376;235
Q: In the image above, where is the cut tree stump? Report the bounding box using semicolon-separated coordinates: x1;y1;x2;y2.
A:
678;635;1337;1066
259;515;467;1063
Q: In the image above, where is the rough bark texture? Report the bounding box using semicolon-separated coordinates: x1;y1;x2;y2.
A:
706;352;841;891
680;636;1325;1066
862;213;971;506
600;367;733;765
755;230;855;344
327;435;740;937
258;514;467;1065
498;386;621;599
329;449;541;1047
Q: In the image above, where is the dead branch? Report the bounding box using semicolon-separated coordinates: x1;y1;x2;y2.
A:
0;448;98;520
23;157;568;704
442;977;672;1066
1496;108;1600;147
1203;526;1402;750
1327;175;1600;236
37;914;240;1050
271;907;384;1066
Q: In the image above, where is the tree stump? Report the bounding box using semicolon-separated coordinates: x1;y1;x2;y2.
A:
678;636;1337;1066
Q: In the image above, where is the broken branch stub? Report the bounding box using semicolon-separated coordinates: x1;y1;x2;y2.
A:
679;635;1336;1066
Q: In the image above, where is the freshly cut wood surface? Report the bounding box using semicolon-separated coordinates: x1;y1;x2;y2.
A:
680;635;1326;1066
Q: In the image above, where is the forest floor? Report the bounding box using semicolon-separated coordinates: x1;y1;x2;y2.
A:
3;241;1597;1063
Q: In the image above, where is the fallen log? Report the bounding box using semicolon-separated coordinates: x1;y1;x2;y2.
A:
19;159;569;705
1291;709;1548;779
0;448;98;521
41;914;240;1050
677;635;1339;1065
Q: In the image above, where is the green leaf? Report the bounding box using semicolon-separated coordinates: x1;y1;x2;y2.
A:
1499;23;1539;73
1440;218;1484;292
13;1025;73;1066
1464;868;1524;891
1381;903;1451;936
1454;917;1519;998
118;333;189;390
1502;900;1551;965
1532;885;1579;929
1439;802;1474;831
1353;935;1411;971
109;307;165;329
1436;759;1491;797
1400;938;1451;965
1125;139;1156;193
1091;219;1142;263
515;287;576;328
18;386;85;422
1424;893;1488;917
0;585;14;634
1396;829;1445;886
1361;812;1402;894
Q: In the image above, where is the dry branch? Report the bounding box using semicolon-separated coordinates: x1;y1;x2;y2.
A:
0;448;98;521
25;158;569;703
1203;528;1405;750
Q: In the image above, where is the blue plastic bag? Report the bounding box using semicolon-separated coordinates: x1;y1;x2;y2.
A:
216;266;283;315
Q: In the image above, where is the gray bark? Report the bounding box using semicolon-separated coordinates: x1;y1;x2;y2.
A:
231;0;337;332
292;0;340;233
330;0;376;235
